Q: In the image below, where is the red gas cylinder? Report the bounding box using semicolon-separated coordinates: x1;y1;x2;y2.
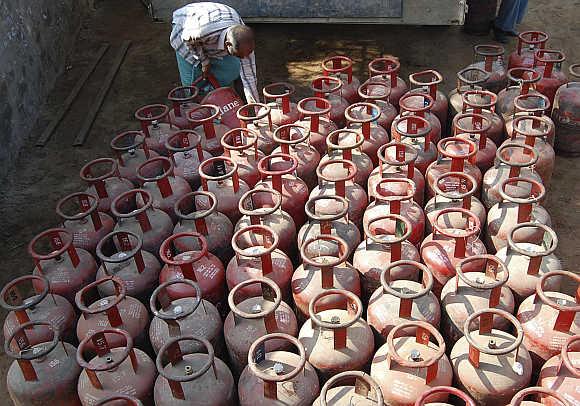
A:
552;64;580;155
295;97;338;155
200;83;244;129
262;82;300;126
221;127;265;187
256;153;309;227
449;67;490;122
322;55;361;104
154;336;235;405
299;289;374;380
272;123;321;190
408;69;449;127
364;178;425;246
311;76;349;127
173;191;234;263
238;103;278;154
425;137;481;200
345;102;390;166
112;189;174;255
398;93;442;143
158;232;226;312
371;320;453;406
415;386;476;406
462;89;505;145
95;395;144;405
421;208;487;297
110;130;159;185
1;275;76;346
77;328;156;406
56;192;115;254
368;56;409;109
224;278;299;377
497;68;543;120
6;321;82;406
80;158;133;214
95;230;161;303
165;130;211;189
167;86;200;129
355;215;420;301
453;112;497;172
391;115;436;175
292;235;361;321
533;50;569;106
517;270;580;370
367;261;440;344
238;333;320;406
441;255;515;344
186;104;230;156
508;31;549;69
320;129;373;187
538;334;580;406
357;81;398;130
197;156;251;223
75;276;150;353
135;104;178;156
508;386;569;406
29;228;97;304
468;44;508;94
504;93;555;146
148;279;223;355
450;308;532;406
313;371;384;406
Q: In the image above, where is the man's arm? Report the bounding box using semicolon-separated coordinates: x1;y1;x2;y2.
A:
239;51;259;103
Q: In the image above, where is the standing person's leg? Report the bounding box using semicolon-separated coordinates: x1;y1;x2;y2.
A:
175;52;202;86
516;0;529;25
495;0;520;32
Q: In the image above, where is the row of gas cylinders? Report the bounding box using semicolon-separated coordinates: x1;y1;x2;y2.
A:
3;30;579;406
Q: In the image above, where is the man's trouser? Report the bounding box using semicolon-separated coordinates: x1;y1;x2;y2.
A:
175;53;241;93
495;0;528;31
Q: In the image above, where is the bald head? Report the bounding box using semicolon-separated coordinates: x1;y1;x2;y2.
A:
225;25;255;58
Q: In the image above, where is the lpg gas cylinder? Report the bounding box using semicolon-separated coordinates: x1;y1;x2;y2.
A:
486;177;551;253
448;67;490;121
110;130;159;186
299;289;374;380
408;69;449;127
371;321;453;406
135;104;178;156
322;55;361;104
345;102;390;167
368;56;408;109
468;44;508;94
508;31;549;69
496;223;562;304
461;89;505;145
237;103;278;154
391;115;437;175
2;275;76;346
56;192;115;254
517;270;580;370
508;387;569;406
533;50;568;104
80;158;133;214
167;86;200;129
415;386;476;406
200;79;245;129
367;261;440;344
6;321;81;406
154;336;235;405
95;230;161;303
75;276;150;353
497;68;543;120
453;112;497;172
450;308;532;406
95;395;144;405
421;208;487;297
262;82;300;126
196;156;251;223
77;328;156;406
111;189;173;255
158;232;226;311
538;334;580;406
221;127;265;187
552;64;580;155
354;215;420;301
311;76;349;127
441;255;515;344
357;81;398;130
173;191;234;263
313;371;384;406
186;104;231;156
504;93;555;146
238;333;320;406
224;278;298;377
149;279;222;355
398;93;442;143
29;228;97;304
165;130;211;189
295;97;338;155
292;235;361;321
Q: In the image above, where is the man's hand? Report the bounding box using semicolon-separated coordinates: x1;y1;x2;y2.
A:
202;64;211;79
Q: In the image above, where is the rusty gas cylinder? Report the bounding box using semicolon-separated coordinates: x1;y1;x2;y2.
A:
496;223;562;304
221;127;265;187
345;102;390;166
2;275;76;347
295;97;338;155
357;81;398;131
538;334;580;406
110;130;159;186
56;192;115;254
454;112;497;172
149;279;222;355
533;50;568;105
299;289;374;380
173;191;234;263
441;255;515;344
224;278;298;377
517;270;580;370
398;92;442;144
367;261;440;344
167;86;200;129
311;76;349;126
355;214;420;300
504;93;555;146
75;276;149;353
552;64;580;155
186;104;230;156
164;130;211;189
272;123;320;190
80;158;133;214
391;115;436;175
322;55;361;104
497;68;543;120
95;394;144;405
320;128;373;186
135;104;179;156
238;333;320;405
508;386;569;406
408;69;449;127
368;56;408;109
6;321;82;406
449;67;490;121
468;44;508;94
508;31;549;69
112;189;173;255
415;386;476;406
313;371;384;405
238;102;279;154
262;82;300;126
371;320;453;406
95;230;161;303
462;89;505;145
77;328;156;406
451;308;532;406
29;228;97;304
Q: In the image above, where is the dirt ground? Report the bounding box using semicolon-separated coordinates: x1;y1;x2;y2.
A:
0;0;578;398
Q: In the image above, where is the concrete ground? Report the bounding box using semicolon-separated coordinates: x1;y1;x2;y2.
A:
0;0;578;398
